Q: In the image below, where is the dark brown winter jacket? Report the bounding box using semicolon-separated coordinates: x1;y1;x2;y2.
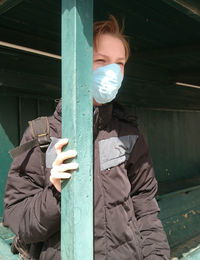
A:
3;101;170;259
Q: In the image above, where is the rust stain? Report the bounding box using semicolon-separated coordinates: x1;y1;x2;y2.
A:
173;218;179;224
183;209;197;218
190;210;196;215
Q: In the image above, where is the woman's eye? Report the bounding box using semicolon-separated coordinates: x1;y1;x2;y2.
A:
96;59;105;63
117;62;124;66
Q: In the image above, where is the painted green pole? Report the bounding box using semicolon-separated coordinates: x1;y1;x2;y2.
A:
61;0;93;259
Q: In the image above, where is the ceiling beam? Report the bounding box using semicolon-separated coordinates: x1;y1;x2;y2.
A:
133;43;200;59
0;68;60;96
0;0;24;15
169;70;200;85
0;40;61;59
0;26;60;55
161;0;200;22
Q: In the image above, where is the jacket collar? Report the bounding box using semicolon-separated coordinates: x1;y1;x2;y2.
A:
93;102;113;139
55;99;113;133
94;102;113;129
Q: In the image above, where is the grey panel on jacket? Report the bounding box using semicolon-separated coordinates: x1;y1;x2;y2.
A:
99;135;138;171
46;137;61;168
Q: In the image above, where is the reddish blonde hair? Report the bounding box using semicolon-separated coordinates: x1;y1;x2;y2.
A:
93;15;130;61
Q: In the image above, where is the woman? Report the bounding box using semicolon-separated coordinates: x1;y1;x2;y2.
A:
3;16;170;260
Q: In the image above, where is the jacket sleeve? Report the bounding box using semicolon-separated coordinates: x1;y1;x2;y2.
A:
3;126;61;244
127;133;170;260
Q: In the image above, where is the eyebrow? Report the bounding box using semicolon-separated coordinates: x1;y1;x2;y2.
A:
94;53;125;61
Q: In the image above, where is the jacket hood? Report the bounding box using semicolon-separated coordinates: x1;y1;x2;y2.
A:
54;99;137;134
54;99;113;128
53;99;62;123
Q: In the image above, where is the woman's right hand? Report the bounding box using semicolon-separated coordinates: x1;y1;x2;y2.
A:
50;138;78;192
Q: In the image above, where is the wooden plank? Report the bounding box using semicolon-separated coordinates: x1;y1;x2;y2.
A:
0;41;61;59
0;0;24;15
161;0;200;22
133;44;200;60
135;109;200;185
0;237;18;259
158;186;200;248
0;69;60;97
61;0;93;259
171;234;200;258
0;27;60;55
181;247;200;259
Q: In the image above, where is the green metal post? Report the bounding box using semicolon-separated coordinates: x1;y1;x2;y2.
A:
61;0;93;259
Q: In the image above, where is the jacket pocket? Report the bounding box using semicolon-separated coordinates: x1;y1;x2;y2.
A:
106;203;134;246
106;200;143;259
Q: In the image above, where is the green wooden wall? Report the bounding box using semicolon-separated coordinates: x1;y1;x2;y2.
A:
158;186;200;257
135;108;200;194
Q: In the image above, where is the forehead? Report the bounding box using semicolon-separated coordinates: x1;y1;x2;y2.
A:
94;34;125;58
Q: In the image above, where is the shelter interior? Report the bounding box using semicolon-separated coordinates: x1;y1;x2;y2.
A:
0;0;200;259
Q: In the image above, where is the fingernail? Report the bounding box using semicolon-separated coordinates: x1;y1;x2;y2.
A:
71;150;77;156
73;162;79;168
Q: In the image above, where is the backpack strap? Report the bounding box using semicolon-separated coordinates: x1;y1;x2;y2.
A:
9;117;51;160
9;139;39;159
11;236;31;259
29;117;50;149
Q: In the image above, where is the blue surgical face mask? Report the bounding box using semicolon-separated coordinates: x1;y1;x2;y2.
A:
93;63;123;104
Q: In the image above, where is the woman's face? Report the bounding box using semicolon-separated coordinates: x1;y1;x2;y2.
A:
93;34;126;106
93;34;126;74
